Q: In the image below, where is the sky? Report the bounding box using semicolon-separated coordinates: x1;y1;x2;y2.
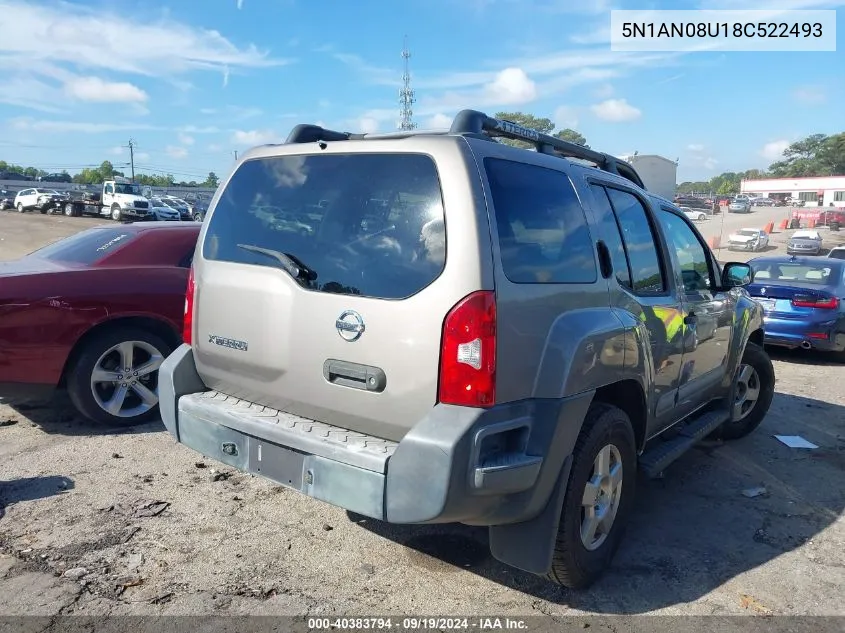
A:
0;0;842;184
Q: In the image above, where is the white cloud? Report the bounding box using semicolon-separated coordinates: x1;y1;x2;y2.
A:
703;157;719;170
688;144;705;152
63;76;148;103
590;98;642;122
110;146;125;156
483;68;536;105
232;129;280;146
208;143;224;152
135;152;151;162
0;0;289;113
10;118;159;133
357;118;380;134
425;113;453;129
237;0;244;8
166;146;189;159
760;140;790;161
592;83;614;99
570;25;612;45
553;106;579;129
331;53;398;86
791;86;827;105
178;132;196;146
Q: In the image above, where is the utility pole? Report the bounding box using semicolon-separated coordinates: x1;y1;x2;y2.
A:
233;150;238;161
127;139;136;182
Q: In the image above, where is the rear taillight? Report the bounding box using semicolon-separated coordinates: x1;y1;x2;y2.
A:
792;295;838;309
438;291;496;408
183;266;195;344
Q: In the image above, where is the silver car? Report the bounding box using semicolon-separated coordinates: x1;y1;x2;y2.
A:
728;199;751;213
156;109;773;590
787;229;823;255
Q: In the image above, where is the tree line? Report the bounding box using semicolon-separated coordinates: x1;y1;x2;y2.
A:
479;112;845;196
0;159;219;189
678;132;845;195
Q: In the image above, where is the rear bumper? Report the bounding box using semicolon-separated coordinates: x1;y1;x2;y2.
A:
763;317;845;352
158;344;590;526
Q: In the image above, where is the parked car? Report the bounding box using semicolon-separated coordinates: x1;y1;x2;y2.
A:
157;109;773;590
13;188;67;213
826;246;845;260
728;199;751;213
681;207;708;222
817;209;845;225
0;222;201;425
727;228;769;251
751;197;775;207
161;196;193;221
0;188;14;210
787;229;823;255
748;255;845;358
148;198;182;221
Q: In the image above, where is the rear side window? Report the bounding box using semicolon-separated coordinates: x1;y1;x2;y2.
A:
605;187;666;294
202;153;446;300
30;228;134;265
484;158;596;284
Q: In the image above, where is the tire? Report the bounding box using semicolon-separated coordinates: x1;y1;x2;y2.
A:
546;402;637;589
39;205;48;214
193;213;202;222
64;203;76;217
719;342;775;440
110;204;122;221
66;326;174;426
17;202;24;213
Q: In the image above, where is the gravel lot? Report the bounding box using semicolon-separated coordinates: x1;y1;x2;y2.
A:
1;211;844;621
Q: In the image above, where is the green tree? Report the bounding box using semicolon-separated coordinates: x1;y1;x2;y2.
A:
99;160;115;180
204;171;219;188
554;128;589;148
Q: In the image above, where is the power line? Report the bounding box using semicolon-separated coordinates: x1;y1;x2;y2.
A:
398;36;417;131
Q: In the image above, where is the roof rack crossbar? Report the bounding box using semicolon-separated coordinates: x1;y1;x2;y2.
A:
285;124;365;144
449;109;645;190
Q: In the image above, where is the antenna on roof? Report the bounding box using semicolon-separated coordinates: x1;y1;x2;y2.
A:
398;36;417;131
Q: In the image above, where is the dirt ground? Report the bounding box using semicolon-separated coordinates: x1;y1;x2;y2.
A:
1;212;844;621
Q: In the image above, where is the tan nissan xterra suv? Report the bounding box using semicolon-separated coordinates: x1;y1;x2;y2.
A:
158;109;775;588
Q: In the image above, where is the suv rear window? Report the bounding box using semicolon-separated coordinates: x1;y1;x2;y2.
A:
202;153;446;299
484;158;596;284
31;228;134;265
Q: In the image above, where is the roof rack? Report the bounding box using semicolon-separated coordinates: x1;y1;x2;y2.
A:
449;109;645;189
284;109;645;190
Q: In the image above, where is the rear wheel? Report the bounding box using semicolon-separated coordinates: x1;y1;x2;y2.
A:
719;342;775;440
110;204;122;221
17;202;24;213
64;202;76;217
66;326;173;426
546;402;637;589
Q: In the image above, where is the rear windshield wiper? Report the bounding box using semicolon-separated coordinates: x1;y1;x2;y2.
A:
236;244;318;282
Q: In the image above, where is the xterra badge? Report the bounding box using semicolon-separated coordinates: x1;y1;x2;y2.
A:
208;334;249;351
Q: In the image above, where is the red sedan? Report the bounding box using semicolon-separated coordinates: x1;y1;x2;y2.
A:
0;221;200;425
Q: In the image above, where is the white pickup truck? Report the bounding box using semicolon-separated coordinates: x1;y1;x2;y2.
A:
61;177;152;221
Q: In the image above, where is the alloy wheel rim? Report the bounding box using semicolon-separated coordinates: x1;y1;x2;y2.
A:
580;443;624;551
90;340;164;418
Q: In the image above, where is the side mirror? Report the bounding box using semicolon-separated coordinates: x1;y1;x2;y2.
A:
722;262;753;288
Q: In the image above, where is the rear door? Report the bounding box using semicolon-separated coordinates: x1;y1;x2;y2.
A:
191;138;491;441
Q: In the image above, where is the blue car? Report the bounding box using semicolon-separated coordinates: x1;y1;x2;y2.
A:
747;255;845;357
